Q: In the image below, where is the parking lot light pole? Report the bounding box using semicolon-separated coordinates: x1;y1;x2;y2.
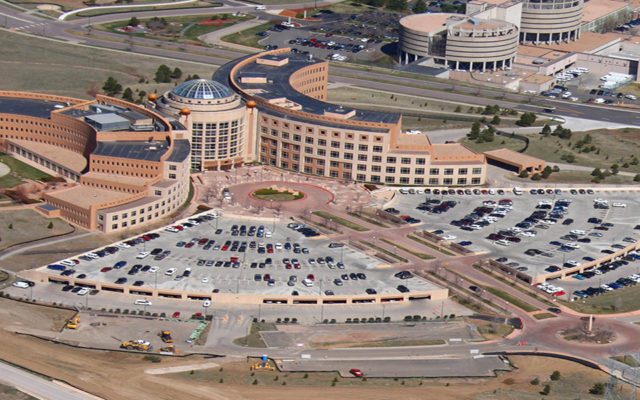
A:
155;270;158;289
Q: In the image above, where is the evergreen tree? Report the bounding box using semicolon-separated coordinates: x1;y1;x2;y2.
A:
102;76;122;96
171;67;183;79
412;0;427;13
122;87;134;102
127;17;140;26
386;0;407;11
155;64;173;83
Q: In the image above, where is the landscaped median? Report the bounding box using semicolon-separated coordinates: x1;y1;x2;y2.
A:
407;234;456;256
359;241;407;263
483;287;539;312
312;211;369;232
379;238;434;260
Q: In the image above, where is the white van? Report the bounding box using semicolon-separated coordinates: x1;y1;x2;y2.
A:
134;299;152;306
165;267;177;276
302;278;314;287
513;187;523;195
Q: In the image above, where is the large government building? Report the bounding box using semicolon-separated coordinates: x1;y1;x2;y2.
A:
0;49;488;231
399;0;584;69
0;92;191;233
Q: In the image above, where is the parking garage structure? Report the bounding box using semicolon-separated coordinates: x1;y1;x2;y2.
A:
519;0;584;43
215;49;487;186
399;14;518;71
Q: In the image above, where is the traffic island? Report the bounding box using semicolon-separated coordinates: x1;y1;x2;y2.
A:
251;187;305;202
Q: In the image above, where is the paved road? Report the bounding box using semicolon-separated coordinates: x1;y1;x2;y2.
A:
2;2;640;126
0;361;103;400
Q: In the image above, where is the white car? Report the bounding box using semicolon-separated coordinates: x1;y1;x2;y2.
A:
136;251;150;259
77;288;89;296
60;260;76;267
148;266;159;273
442;234;456;240
570;230;586;235
116;242;131;248
612;202;627;208
201;277;210;283
12;281;29;289
302;278;314;287
165;268;177;276
203;300;211;307
564;242;580;249
594;98;605;104
255;5;266;10
86;253;99;259
275;243;283;250
134;299;152;306
165;227;179;233
495;239;511;246
625;94;637;100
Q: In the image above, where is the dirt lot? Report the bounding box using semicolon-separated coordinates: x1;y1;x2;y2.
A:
0;297;626;399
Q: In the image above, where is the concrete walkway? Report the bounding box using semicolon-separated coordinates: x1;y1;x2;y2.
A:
198;17;264;53
144;362;219;375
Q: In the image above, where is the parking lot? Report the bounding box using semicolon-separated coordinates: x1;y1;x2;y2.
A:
37;211;439;299
387;188;640;290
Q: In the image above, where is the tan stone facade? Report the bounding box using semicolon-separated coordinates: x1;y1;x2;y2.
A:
0;91;190;232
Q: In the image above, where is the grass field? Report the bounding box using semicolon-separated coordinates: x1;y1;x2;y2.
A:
460;135;525;154
7;0;166;11
484;287;539;312
72;1;215;17
312;211;368;232
253;188;303;201
0;153;52;188
0;210;73;251
0;30;214;99
611;355;639;367
564;284;640;314
221;21;273;48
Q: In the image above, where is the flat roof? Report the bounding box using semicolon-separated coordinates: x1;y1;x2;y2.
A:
0;97;62;119
82;171;154;186
484;148;545;166
431;143;483;161
9;139;88;172
166;139;190;163
215;52;400;126
400;13;460;34
582;0;628;23
85;113;130;125
47;185;131;209
93;140;169;162
532;32;622;53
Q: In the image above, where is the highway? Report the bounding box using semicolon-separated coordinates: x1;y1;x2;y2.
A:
0;361;103;400
1;1;640;126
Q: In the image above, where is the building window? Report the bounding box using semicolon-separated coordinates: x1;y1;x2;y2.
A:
372;165;381;172
169;173;176;179
415;168;425;175
112;215;118;221
414;177;424;184
169;165;177;171
472;177;481;184
400;167;410;174
112;224;118;229
373;145;383;153
416;158;426;165
358;144;368;152
357;154;367;161
385;176;395;183
429;178;439;185
399;177;409;184
155;190;162;196
372;155;382;163
430;168;440;175
385;166;396;174
458;168;468;175
344;143;354;150
457;178;467;185
371;175;380;182
401;158;411;164
444;168;454;175
386;157;396;164
443;178;453;185
357;164;367;171
356;174;366;181
472;167;482;174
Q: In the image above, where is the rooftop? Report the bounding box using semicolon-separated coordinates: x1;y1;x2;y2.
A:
93;140;169;162
8;139;88;173
0;97;64;119
484;148;545;166
47;185;132;210
171;79;234;100
532;31;622;53
400;13;461;34
166;139;191;163
216;51;400;126
431;143;484;161
582;0;629;23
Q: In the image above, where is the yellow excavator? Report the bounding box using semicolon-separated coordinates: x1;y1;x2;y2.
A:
120;340;152;351
160;330;174;343
65;316;80;329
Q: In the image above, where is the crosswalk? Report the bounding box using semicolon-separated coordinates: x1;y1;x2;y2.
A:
13;21;48;31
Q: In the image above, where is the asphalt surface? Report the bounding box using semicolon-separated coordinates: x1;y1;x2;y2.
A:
0;361;101;400
2;2;640;126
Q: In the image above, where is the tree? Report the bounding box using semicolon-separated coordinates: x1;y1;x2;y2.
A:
540;124;551;136
386;0;407;10
412;0;427;13
47;221;53;229
127;17;140;27
8;223;12;230
589;383;605;395
102;76;122;96
454;105;461;113
490;115;501;125
591;168;603;177
541;384;551;395
516;112;536;127
155;64;173;83
122;87;134;102
531;173;541;181
480;128;494;142
468;121;481;140
550;370;560;381
634;174;640;182
171;67;183;79
530;377;540;385
610;163;619;175
541;165;553;179
518;170;529;178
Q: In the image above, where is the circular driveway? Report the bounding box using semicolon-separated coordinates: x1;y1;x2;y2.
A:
230;181;334;214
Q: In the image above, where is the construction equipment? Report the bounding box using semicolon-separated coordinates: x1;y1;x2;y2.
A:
65;316;80;329
120;340;152;351
159;345;176;354
251;355;275;371
160;330;174;343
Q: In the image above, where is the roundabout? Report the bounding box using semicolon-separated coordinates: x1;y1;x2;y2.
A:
250;187;305;202
229;180;336;214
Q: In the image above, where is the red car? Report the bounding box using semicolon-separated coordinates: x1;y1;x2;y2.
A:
552;290;566;297
100;267;112;273
349;368;363;377
307;274;315;281
172;311;181;319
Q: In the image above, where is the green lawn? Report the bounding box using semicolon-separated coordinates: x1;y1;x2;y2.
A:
72;1;216;18
221;21;273;48
611;355;639;367
0;210;73;251
0;153;52;188
484;286;539;312
460;135;525;154
312;211;368;232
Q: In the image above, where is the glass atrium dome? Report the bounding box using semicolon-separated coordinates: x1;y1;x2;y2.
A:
171;79;233;100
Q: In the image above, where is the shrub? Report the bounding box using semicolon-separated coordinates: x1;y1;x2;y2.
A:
518;170;529;178
541;384;551;395
589;383;606;395
550;370;560;381
530;377;540;385
143;355;161;363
